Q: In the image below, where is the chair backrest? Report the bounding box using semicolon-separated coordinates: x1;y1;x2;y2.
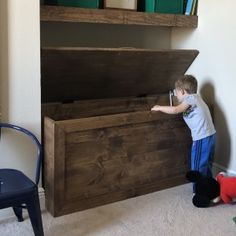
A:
0;123;42;185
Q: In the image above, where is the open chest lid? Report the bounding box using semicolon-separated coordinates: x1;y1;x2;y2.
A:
41;47;199;103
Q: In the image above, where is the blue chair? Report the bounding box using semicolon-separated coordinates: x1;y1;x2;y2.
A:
0;123;44;236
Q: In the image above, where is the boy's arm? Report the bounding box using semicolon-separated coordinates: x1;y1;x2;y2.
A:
151;102;189;115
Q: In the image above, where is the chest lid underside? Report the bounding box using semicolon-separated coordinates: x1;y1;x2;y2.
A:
41;47;199;103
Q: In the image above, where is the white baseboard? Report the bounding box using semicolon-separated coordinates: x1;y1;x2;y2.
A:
0;187;45;221
38;187;46;211
213;162;236;176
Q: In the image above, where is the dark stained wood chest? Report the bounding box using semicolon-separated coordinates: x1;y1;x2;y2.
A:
41;47;199;216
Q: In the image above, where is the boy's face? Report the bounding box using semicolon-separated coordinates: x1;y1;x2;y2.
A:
175;88;186;102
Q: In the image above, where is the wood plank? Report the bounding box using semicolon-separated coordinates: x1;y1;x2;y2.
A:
55;110;183;132
44;117;56;214
40;5;198;28
55;174;188;216
53;124;66;215
44;117;67;216
65;123;190;164
42;95;169;120
65;122;173;144
65;162;189;200
41;47;199;103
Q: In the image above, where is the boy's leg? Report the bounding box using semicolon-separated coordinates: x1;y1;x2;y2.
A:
190;134;216;193
191;134;216;178
191;140;201;192
199;134;216;178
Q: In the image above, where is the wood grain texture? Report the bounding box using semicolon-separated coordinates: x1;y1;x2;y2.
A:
41;47;199;103
42;95;168;121
44;117;56;214
42;46;197;216
40;5;198;27
43;97;191;216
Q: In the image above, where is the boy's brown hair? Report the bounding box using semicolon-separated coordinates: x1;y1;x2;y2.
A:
175;75;198;94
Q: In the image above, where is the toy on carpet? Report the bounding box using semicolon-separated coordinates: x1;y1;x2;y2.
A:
215;172;236;204
186;170;236;208
186;171;220;208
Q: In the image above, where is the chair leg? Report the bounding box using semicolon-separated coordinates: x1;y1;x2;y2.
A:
13;206;24;222
26;192;44;236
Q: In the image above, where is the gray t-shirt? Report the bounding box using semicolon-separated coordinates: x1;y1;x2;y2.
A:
182;94;216;141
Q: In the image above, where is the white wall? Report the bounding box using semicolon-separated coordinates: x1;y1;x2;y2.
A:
0;0;8;120
172;0;236;174
0;0;41;179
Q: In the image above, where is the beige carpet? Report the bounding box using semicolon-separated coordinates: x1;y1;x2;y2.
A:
0;184;236;236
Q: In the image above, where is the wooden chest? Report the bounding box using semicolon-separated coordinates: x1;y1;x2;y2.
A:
41;47;199;216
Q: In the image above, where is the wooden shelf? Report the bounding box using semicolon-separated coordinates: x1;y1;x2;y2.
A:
40;5;198;28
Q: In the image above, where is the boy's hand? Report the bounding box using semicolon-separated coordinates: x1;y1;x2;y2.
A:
151;105;161;111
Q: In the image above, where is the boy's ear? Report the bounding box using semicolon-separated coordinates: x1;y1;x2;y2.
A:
186;171;202;182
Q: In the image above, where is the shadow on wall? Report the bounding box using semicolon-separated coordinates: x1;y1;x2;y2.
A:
200;81;231;173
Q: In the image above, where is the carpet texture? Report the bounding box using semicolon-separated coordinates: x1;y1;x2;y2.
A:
0;183;236;236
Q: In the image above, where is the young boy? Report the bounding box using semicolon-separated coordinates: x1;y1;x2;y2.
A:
151;75;216;182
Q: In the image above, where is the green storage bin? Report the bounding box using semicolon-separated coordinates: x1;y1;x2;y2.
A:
155;0;183;14
138;0;155;13
43;0;57;5
145;0;155;13
57;0;101;9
